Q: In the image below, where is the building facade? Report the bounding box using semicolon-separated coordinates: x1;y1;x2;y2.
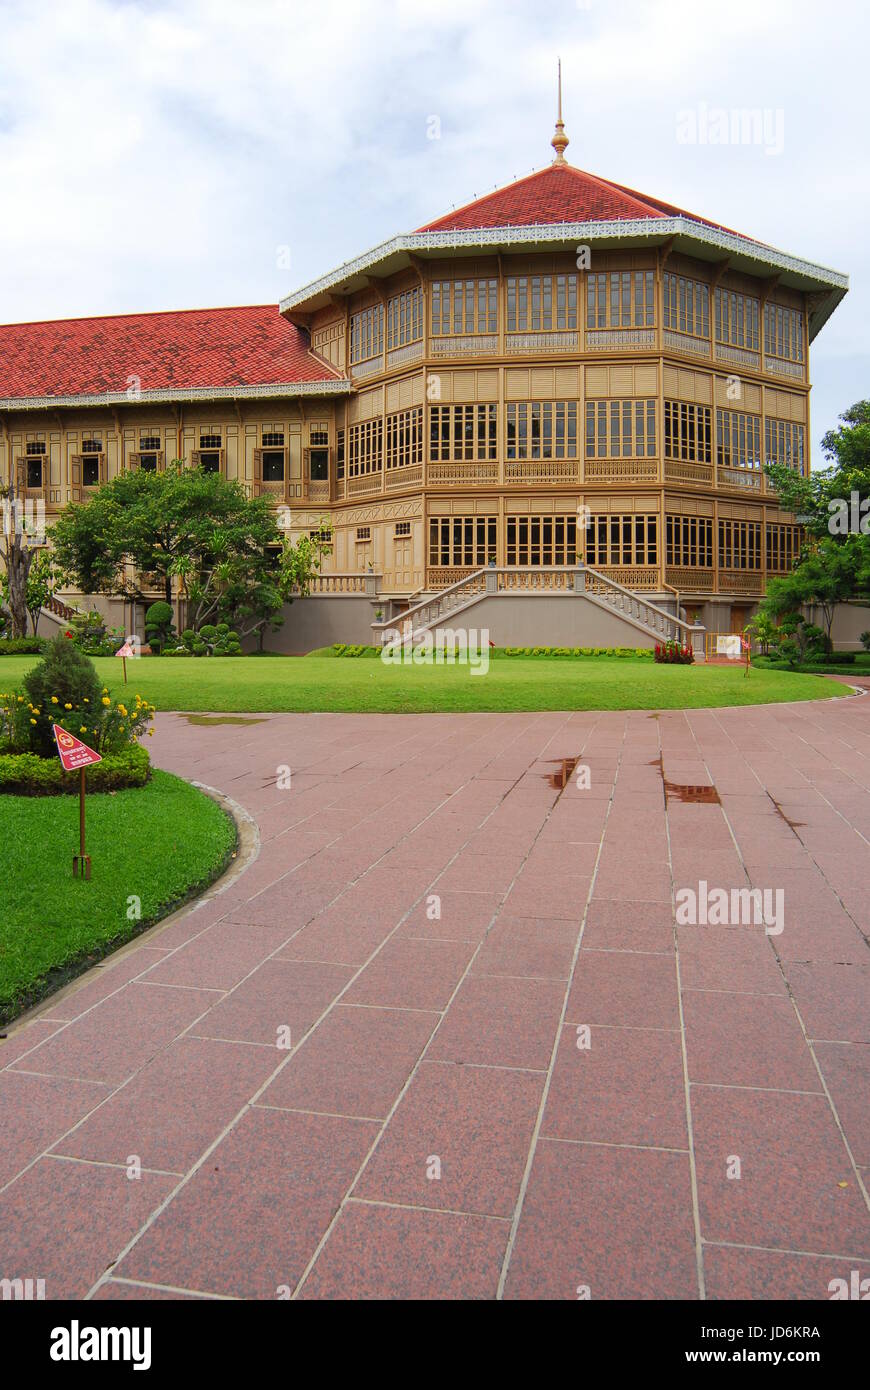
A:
0;115;848;649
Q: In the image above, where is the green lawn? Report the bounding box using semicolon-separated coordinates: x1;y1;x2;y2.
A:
0;770;236;1025
0;653;849;714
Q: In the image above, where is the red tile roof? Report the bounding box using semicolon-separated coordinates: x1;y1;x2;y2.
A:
417;162;738;235
0;304;342;402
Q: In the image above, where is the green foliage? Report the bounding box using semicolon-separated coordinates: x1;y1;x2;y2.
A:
0;638;45;655
68;608;124;657
179;623;241;656
1;634;155;757
0;743;150;795
144;600;176;653
767;616;827;668
861;631;870;652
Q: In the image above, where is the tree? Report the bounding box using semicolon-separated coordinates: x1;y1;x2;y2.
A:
759;539;867;652
24;550;59;636
51;463;331;649
0;476;42;637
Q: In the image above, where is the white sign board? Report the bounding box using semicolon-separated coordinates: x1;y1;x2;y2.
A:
716;635;743;659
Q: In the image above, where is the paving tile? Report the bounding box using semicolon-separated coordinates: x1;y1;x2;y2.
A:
276;911;395;966
677;928;786;995
398;891;502;942
342;938;476;1011
92;1280;214;1300
192;959;352;1047
138;921;291;991
704;1244;870;1299
813;1042;870;1167
0;1158;175;1299
258;1005;438;1119
9;984;218;1085
0;1070;110;1188
581;900;675;953
691;1087;869;1256
115;1107;377;1298
52;1036;279;1173
682;992;821;1092
354;1060;543;1217
787;964;870;1043
299;1202;509;1299
503;1140;698;1299
504;875;591;920
39;946;173;1021
471;914;579;980
0;1019;64;1070
542;1024;688;1149
566;950;680;1030
428;974;564;1070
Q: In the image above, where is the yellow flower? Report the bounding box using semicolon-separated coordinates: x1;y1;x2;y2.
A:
64;702;72;709
101;697;111;706
83;698;89;704
80;726;87;733
147;728;154;737
30;718;36;725
118;724;125;731
50;696;58;704
117;704;128;717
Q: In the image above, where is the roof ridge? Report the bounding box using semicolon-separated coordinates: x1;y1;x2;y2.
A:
0;303;277;331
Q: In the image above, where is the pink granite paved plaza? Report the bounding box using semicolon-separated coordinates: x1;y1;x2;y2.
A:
1;696;869;1300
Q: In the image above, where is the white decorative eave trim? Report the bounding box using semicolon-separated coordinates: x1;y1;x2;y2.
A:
280;216;848;339
0;378;352;413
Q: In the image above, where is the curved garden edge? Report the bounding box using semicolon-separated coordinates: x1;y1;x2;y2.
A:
0;780;259;1034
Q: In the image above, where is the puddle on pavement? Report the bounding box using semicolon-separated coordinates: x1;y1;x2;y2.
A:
649;756;720;804
180;715;268;727
543;756;580;790
769;796;805;831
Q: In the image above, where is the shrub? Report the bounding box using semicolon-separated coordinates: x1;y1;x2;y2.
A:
1;635;155;758
0;743;150;795
181;623;242;656
861;631;870;653
654;639;694;665
0;638;44;656
144;601;176;654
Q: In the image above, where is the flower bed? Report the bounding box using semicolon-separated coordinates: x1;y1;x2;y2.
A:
654;640;695;665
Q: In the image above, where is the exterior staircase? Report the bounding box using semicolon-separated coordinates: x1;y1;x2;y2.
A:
371;565;705;653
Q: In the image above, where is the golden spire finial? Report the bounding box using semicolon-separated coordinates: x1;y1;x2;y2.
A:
551;58;569;164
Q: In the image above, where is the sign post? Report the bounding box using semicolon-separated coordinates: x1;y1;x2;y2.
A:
116;639;135;684
52;724;103;879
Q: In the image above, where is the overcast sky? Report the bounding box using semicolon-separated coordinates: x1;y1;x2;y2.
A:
0;0;864;458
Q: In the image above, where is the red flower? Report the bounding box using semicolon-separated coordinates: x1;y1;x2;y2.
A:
64;630;73;638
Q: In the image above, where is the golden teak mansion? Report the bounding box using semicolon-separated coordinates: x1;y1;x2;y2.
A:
0;107;848;650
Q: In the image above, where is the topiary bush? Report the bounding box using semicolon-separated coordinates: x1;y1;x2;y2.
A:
0;743;150;795
180;623;242;656
144;600;176;653
0;638;45;656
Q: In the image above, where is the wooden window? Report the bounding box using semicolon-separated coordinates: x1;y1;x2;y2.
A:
25;440;45;489
719;519;762;570
663;401;712;463
505;402;578;460
430;279;497;336
766;523;802;572
336;428;345;480
428;516;497;568
717;409;762;471
308;449;329;482
585;513;658;567
764;418;804;473
355;527;371;541
429;404;497;461
309;422;329;446
385;407;422;469
387;287;423;350
666;515;713;567
585;400;656;458
586;271;655;328
80;436;104;487
506;275;578;331
663;273;710;338
262;430;285;447
506;515;577;566
764;304;804;363
349;304;384;365
715;288;760;350
261;450;285;482
347;419;383;476
394;520;412;538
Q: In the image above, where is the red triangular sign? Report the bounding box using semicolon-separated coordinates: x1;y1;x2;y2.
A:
52;723;103;771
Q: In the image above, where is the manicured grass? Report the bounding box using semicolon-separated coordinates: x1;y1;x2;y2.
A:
0;654;848;714
0;770;236;1025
